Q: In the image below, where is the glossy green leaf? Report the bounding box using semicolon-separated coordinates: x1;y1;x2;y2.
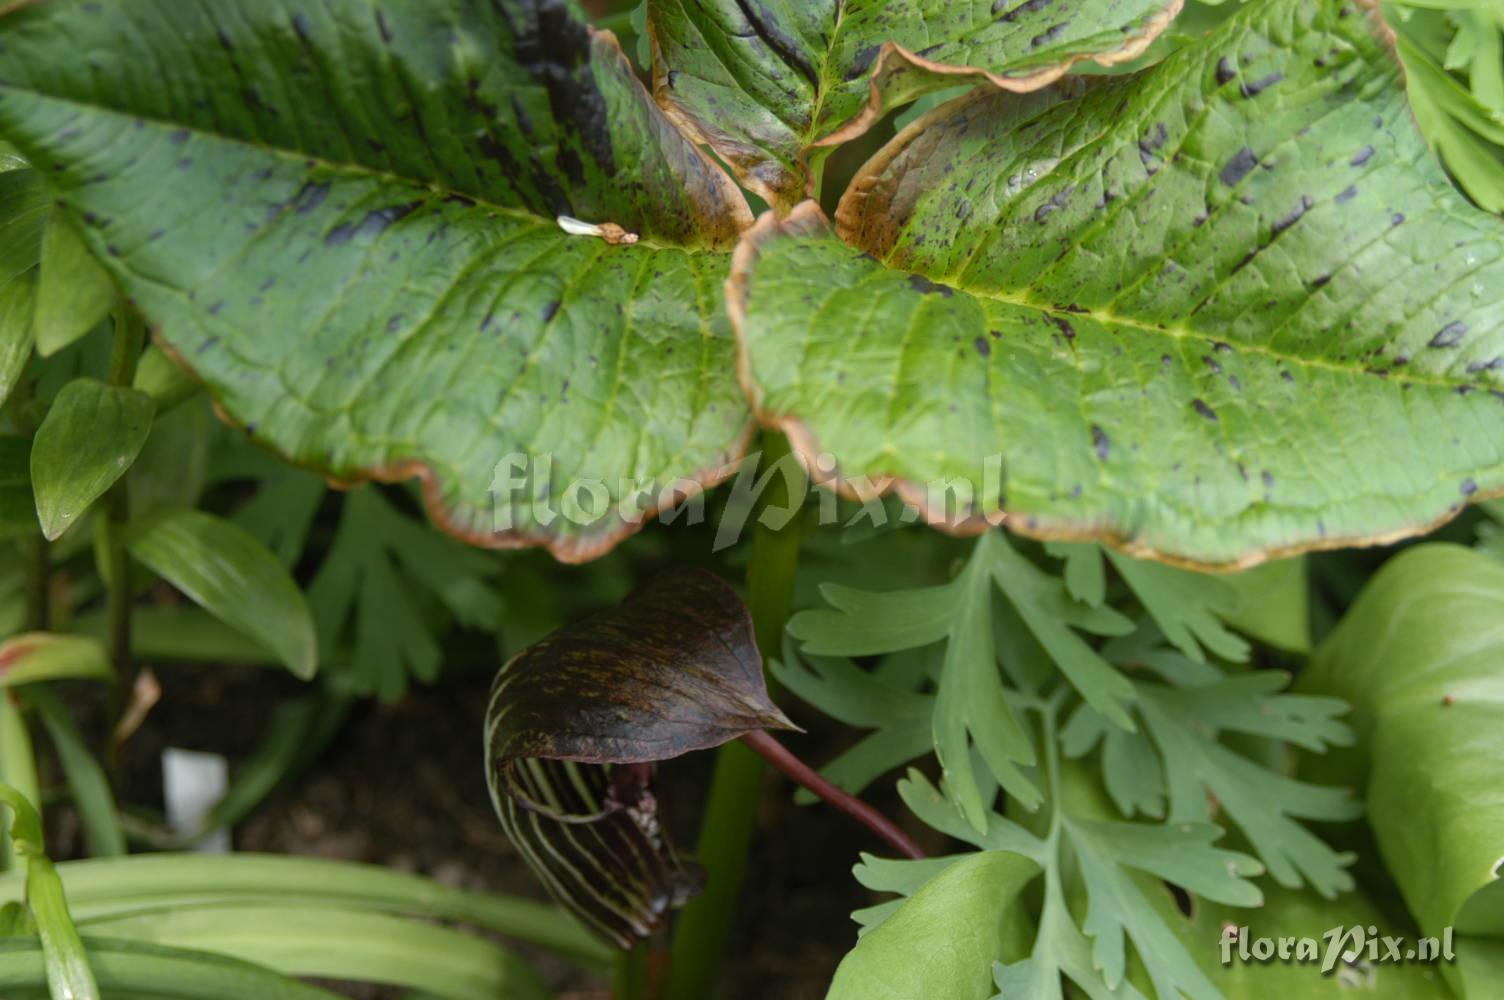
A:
34;210;113;357
0;634;111;688
827;850;1039;1000
1301;544;1504;948
29;378;153;541
123;509;316;680
732;0;1504;568
648;0;1183;207
0;0;754;564
0;273;34;410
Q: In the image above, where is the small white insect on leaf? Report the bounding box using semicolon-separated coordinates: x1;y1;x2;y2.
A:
556;215;639;245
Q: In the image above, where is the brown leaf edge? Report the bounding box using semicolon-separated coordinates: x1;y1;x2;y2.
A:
814;0;1187;153
726;200;1504;573
649;0;1184;209
134;24;758;567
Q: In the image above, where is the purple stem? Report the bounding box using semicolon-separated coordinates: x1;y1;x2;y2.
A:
740;729;925;860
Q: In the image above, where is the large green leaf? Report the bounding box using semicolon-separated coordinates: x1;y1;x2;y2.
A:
648;0;1184;207
731;0;1504;568
1301;543;1504;987
0;0;753;563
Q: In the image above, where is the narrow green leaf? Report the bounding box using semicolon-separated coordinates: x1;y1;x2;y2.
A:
827;850;1038;1000
30;378;153;541
0;782;99;1000
68;606;277;667
0;853;608;968
0;635;111;688
124;509;316;680
25;688;125;858
26;856;99;1000
0;697;39;868
79;905;547;1000
0;937;343;1000
0;273;34;410
34;210;113;357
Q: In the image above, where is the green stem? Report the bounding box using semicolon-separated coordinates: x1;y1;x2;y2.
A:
664;433;803;1000
22;536;48;632
104;308;144;730
0;692;39;871
611;942;651;1000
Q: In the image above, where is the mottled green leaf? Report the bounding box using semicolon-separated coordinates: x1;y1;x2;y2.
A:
827;851;1038;1000
1301;544;1504;952
0;0;753;563
648;0;1184;207
123;508;317;680
732;0;1504;568
30;378;153;541
34;209;113;357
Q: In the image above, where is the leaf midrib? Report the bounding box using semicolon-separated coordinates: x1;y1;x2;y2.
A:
864;253;1494;396
0;83;708;255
